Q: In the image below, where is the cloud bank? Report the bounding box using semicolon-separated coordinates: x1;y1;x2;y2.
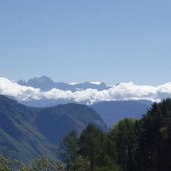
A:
0;77;171;103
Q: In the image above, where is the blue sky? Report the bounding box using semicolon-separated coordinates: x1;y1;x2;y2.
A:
0;0;171;85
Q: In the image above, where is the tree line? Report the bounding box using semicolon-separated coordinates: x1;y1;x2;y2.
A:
1;99;171;171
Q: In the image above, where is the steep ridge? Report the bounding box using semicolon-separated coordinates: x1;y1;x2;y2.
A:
34;103;106;144
0;95;106;163
0;96;56;163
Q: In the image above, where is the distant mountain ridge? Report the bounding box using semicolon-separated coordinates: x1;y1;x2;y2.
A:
1;76;170;106
18;76;110;91
92;100;152;127
0;95;106;163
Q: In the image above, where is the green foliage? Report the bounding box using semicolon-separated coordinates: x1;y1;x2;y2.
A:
19;165;32;171
0;154;20;171
79;124;105;171
0;155;64;171
136;99;171;171
109;118;137;171
58;124;121;171
71;155;90;171
30;156;60;171
94;155;121;171
58;130;79;171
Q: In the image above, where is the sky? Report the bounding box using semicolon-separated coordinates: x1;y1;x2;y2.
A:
0;0;171;85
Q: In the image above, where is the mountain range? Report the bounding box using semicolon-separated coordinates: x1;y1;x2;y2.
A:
17;76;151;127
0;76;154;162
1;76;171;106
0;76;153;127
0;95;106;163
18;76;110;91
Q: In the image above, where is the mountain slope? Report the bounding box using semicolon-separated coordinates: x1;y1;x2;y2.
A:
34;103;107;144
0;96;56;163
92;100;152;128
0;95;106;163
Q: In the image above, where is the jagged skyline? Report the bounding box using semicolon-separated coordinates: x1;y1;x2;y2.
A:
1;76;171;105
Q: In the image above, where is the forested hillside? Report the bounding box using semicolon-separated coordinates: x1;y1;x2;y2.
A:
1;99;171;170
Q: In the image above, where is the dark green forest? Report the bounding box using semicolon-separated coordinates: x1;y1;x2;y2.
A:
1;99;171;171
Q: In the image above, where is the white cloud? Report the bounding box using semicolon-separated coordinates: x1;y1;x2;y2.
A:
0;77;171;103
0;77;42;101
90;81;102;85
69;82;78;85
